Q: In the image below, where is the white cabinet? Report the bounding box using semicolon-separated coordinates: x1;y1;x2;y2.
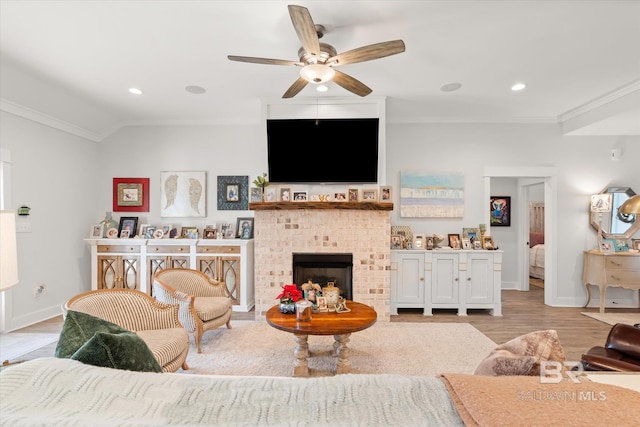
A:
85;239;255;312
391;249;502;317
390;251;426;315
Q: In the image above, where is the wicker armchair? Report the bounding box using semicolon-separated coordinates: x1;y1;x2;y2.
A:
153;268;233;353
64;289;190;372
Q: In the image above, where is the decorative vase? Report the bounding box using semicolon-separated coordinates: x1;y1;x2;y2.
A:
279;301;296;314
100;212;118;238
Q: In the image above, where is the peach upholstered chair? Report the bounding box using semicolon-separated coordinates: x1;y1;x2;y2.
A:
64;288;190;372
153;268;233;353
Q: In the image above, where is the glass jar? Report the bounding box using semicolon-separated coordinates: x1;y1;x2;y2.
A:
100;212;119;238
295;300;312;322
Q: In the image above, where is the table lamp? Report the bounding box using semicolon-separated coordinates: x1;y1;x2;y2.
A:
590;194;612;252
1;210;19;292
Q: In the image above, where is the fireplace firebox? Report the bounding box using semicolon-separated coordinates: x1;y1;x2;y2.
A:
293;253;353;301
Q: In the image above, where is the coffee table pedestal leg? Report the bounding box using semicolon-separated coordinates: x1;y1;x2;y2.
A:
334;333;351;374
293;334;309;377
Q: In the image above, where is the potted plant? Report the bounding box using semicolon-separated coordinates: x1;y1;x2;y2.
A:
252;172;269;201
276;284;302;314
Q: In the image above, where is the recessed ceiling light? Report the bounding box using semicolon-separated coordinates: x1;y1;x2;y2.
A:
316;85;329;92
440;82;462;92
511;83;527;91
185;85;207;94
128;87;143;95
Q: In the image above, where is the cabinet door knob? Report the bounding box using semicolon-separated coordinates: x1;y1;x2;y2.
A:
420;277;424;281
467;277;471;281
455;277;459;281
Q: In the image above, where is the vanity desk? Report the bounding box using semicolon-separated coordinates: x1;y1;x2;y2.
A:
583;250;640;313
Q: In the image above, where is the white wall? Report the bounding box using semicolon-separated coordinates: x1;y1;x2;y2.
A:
1;112;639;331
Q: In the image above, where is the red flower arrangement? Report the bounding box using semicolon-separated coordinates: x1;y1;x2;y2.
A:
276;284;303;304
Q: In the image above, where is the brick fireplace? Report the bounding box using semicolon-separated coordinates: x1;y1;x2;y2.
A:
252;204;392;320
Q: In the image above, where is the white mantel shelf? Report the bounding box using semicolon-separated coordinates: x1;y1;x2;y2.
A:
249;202;393;211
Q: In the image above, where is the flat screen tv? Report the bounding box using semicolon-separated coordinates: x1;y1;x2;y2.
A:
267;118;379;184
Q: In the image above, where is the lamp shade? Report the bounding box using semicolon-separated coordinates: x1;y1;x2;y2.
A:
618;194;640;214
0;210;19;292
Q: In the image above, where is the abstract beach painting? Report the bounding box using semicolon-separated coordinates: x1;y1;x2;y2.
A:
400;171;464;218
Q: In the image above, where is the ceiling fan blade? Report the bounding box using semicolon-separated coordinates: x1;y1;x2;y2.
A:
282;77;309;98
288;5;320;58
328;40;405;66
227;55;301;66
332;70;372;97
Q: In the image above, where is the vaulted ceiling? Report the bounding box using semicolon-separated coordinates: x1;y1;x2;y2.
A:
1;1;639;141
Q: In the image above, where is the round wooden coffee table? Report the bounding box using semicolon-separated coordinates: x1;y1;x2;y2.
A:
265;300;377;377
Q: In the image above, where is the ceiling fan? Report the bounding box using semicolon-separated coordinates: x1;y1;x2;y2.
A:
227;4;405;98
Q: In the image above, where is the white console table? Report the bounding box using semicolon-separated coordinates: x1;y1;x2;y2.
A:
85;238;254;312
391;249;502;316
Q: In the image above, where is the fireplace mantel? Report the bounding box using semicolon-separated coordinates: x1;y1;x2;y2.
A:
249;202;393;211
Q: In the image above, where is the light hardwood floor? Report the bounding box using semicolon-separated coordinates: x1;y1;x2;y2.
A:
7;286;640;363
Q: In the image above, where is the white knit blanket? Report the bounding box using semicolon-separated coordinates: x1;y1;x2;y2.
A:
0;358;463;426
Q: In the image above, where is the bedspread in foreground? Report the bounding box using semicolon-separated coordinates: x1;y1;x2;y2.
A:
440;373;640;427
0;358;463;426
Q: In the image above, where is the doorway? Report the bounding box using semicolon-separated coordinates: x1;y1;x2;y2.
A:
484;166;557;307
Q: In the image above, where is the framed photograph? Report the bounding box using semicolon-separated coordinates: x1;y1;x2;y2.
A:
482;235;495;250
217;175;248;211
219;223;233;238
632;239;640;250
473;239;482;250
613;239;629;253
362;189;378;201
161;224;172;237
113;177;149;212
334;192;347;201
142;225;156;239
390;234;402;249
106;228;119;239
380;186;392;202
426;235;434;250
152;229;165;239
265;187;277;202
600;238;615;253
413;233;425;249
490;196;511;227
203;227;217;239
120;229;131;238
118;217;138;238
250;187;263;203
463;227;480;246
90;224;103;239
181;226;198;239
448;233;461;249
293;191;308;201
279;187;291;202
236;217;254;239
348;188;359;202
462;238;471;250
316;297;328;311
161;171;206;217
139;223;151;237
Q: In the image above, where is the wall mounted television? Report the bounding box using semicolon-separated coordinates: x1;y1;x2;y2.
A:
267;118;379;184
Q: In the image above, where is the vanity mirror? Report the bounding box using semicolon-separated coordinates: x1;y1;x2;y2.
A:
590;187;640;239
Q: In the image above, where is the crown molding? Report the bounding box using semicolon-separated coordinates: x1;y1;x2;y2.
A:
559;79;640;122
0;98;102;142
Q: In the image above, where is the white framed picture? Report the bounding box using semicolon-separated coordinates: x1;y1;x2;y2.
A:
250;187;263;202
279;187;291;202
362;189;378;201
160;170;207;217
265;187;277;202
90;224;103;238
380;186;392;202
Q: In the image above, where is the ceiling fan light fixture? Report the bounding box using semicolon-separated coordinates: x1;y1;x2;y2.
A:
300;64;335;84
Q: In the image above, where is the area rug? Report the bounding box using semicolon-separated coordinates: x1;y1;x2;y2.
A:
581;312;640;326
181;321;497;377
0;333;60;363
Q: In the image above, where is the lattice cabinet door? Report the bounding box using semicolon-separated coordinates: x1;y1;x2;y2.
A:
196;256;240;304
98;255;140;291
147;255;190;295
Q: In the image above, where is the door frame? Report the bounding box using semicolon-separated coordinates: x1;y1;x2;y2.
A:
484;166;557;306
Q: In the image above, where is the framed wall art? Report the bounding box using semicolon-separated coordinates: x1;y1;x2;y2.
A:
160;171;206;217
490;196;511;226
400;171;464;218
217;175;248;210
117;217;138;238
113;178;149;212
236;217;254;239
